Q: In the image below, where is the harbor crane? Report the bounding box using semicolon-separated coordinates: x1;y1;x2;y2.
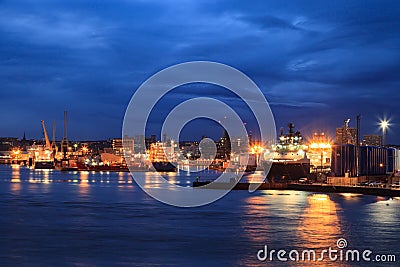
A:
51;121;58;155
41;120;51;150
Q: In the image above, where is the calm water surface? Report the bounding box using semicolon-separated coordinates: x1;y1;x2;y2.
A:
0;165;399;266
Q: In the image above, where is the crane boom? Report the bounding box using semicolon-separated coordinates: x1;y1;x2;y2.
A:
41;120;51;150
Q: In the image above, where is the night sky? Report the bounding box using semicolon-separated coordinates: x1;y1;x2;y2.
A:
1;0;399;143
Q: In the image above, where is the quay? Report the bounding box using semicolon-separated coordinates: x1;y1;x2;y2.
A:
192;181;400;198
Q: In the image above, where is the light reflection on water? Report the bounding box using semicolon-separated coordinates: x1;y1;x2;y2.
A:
0;165;399;267
297;194;342;249
78;171;90;196
10;164;21;192
294;194;343;267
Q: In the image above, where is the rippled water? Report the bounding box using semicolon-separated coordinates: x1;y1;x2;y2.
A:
0;165;399;266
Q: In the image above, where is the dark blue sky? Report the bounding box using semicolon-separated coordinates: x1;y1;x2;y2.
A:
0;0;399;142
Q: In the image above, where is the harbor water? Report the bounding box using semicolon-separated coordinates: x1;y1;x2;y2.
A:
0;164;399;266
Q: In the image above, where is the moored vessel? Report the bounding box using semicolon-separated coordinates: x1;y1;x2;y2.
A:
151;161;177;172
263;123;310;181
33;159;55;169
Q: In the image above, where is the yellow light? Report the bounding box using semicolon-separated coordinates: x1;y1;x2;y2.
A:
340;193;362;199
310;143;318;149
309;194;329;202
309;142;331;149
250;145;265;154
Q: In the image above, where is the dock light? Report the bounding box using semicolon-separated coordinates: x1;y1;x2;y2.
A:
250;145;265;154
310;142;331;149
379;119;390;145
12;149;21;159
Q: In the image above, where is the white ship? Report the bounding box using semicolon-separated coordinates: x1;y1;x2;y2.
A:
263;123;310;181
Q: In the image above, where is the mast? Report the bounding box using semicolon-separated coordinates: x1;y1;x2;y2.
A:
61;111;69;159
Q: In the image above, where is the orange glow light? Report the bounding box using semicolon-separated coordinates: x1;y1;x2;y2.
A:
250;145;265;154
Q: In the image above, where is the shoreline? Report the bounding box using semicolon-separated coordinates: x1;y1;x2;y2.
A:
193;181;400;198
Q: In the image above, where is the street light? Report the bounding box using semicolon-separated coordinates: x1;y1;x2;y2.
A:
379;119;390;146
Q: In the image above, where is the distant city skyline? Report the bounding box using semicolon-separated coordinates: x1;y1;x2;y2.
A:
2;115;394;146
0;1;399;142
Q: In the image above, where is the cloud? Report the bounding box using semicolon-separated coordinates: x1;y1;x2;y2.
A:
238;14;301;31
0;0;399;142
0;11;108;50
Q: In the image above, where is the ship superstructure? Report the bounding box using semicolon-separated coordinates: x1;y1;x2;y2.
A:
263;123;310;181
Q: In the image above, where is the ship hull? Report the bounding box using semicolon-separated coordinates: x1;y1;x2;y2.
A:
34;160;55;169
76;162;129;172
55;166;79;171
151;162;177;172
264;161;310;181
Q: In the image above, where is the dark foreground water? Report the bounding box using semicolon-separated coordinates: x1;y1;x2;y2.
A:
0;165;399;267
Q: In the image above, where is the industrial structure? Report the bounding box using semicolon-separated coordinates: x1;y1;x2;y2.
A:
330;116;400;185
307;131;332;173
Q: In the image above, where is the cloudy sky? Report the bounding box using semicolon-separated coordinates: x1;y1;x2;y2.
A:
0;0;399;142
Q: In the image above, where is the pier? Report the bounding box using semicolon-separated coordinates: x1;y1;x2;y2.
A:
192;181;400;197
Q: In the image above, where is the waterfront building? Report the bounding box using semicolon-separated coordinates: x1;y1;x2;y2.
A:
134;135;145;153
146;135;157;150
216;130;231;159
362;134;383;147
122;135;135;163
112;138;123;154
335;127;357;145
179;141;200;159
0;137;18;151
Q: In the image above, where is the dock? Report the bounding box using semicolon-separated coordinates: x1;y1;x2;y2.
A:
192;181;400;197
